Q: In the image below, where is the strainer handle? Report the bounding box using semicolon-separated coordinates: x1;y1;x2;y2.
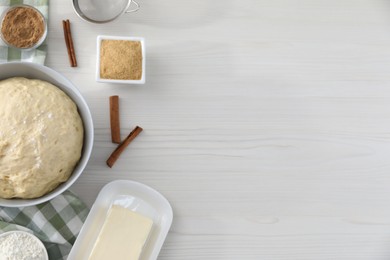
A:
126;0;140;13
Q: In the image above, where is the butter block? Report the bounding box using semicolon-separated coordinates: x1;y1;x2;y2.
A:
89;205;153;260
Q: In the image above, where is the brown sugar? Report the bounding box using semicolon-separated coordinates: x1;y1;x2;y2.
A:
1;6;46;48
100;40;143;80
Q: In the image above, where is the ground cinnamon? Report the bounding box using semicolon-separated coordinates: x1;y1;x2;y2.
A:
1;6;45;48
100;40;142;80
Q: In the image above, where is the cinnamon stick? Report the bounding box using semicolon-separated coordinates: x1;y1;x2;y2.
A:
62;19;77;67
106;126;143;168
109;95;121;144
66;19;77;67
62;20;72;66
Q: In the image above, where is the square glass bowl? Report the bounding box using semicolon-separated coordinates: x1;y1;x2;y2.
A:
96;35;145;84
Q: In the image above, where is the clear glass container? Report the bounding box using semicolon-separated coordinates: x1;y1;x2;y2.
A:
0;5;47;50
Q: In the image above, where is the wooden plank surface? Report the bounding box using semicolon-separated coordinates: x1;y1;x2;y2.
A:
48;0;390;259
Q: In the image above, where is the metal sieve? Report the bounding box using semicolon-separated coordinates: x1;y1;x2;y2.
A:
72;0;140;24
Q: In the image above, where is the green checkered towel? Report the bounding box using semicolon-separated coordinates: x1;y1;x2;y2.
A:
0;190;89;260
0;0;48;64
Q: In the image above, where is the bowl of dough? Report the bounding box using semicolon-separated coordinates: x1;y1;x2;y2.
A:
0;62;93;207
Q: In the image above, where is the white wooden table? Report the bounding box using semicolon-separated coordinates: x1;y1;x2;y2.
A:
48;1;390;259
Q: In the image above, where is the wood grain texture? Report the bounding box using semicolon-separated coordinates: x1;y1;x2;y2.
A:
48;0;390;259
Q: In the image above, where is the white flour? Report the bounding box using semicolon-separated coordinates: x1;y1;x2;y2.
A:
0;232;46;260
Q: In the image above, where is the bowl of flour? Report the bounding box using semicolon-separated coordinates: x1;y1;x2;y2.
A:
0;230;48;260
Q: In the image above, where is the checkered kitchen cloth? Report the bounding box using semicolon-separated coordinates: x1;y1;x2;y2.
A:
0;0;48;64
0;190;89;260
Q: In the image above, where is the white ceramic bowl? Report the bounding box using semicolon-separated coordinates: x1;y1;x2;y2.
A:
96;35;145;84
0;62;94;207
0;231;48;260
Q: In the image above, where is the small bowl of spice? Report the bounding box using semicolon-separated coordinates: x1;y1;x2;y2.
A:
0;5;47;50
0;230;48;260
96;35;145;84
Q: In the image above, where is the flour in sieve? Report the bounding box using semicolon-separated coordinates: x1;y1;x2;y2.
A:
0;232;46;260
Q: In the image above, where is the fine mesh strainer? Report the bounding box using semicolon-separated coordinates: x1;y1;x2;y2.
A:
72;0;140;24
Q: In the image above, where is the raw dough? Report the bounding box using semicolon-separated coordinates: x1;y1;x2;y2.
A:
0;77;84;199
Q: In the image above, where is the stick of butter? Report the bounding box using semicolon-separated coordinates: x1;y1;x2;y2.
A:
88;205;153;260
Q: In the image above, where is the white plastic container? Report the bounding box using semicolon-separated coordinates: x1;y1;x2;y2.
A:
68;180;173;260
